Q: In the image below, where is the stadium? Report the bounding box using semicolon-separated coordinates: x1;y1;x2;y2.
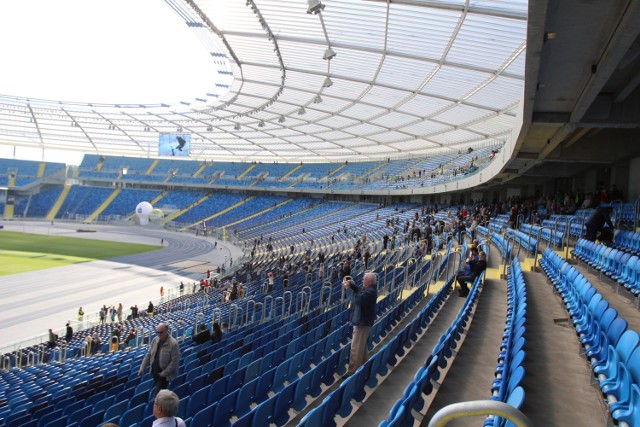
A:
1;0;640;426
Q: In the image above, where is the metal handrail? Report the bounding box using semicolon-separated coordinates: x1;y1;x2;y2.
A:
301;286;312;315
228;304;242;330
319;285;332;308
282;291;293;317
254;302;263;323
211;308;222;329
610;199;623;229
565;216;585;261
245;300;256;325
428;400;533;427
274;297;285;320
635;198;639;231
533;226;552;271
263;295;274;321
446;251;464;284
502;235;516;278
194;312;205;332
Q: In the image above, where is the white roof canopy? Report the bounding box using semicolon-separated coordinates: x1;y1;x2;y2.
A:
0;0;527;162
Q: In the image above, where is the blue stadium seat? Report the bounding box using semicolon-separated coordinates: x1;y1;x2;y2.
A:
43;416;69;427
77;410;105;427
104;400;129;421
186;383;210;417
612;384;640;425
273;382;296;426
252;395;276;427
254;367;276;404
236;377;258;417
212;389;238;427
119;403;146;427
209;377;228;403
191;402;217;427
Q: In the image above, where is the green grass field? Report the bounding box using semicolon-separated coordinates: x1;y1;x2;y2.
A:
0;231;160;276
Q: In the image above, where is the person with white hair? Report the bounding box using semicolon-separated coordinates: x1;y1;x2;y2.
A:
139;323;180;397
152;389;186;427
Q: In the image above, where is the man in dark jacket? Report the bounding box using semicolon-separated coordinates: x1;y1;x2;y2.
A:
585;205;614;242
456;251;487;297
343;272;377;378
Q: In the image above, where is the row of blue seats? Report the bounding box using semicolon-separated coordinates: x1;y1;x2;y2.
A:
0;270;349;425
216;267;431;427
520;223;563;247
571;239;640;296
299;274;451;427
504;228;537;253
380;269;489;426
539;248;640;426
484;258;527;426
614;230;640;256
491;233;513;259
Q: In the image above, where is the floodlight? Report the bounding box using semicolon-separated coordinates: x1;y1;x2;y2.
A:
323;77;333;88
278;116;286;123
298;107;306;115
258;121;265;127
314;96;323;104
323;47;336;60
234;123;241;130
307;0;325;14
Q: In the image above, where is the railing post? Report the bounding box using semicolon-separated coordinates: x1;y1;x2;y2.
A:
501;235;516;279
282;291;293;317
533;226;552;272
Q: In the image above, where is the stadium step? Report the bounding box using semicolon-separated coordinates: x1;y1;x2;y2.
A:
341;287;466;426
517;270;608;426
46;184;71;220
85;188;121;222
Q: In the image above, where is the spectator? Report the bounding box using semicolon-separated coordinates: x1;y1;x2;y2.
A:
267;272;274;292
147;301;154;317
138;323;180;397
47;329;58;349
124;328;136;347
455;251;487;297
110;336;119;352
90;332;101;354
153;390;187;427
339;261;351;280
192;324;211;345
212;322;223;343
65;322;73;343
342;272;377;379
585;205;614;243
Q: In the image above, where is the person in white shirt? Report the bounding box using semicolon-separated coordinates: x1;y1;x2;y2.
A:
152;390;187;427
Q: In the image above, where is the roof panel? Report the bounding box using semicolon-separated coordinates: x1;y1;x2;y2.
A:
0;0;528;162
